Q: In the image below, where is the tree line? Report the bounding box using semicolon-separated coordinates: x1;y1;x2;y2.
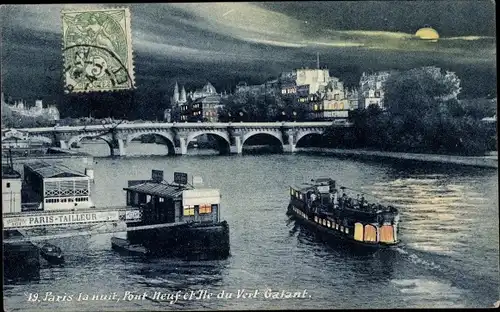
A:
322;67;497;156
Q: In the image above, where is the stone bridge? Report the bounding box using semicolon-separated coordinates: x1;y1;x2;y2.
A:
6;121;352;156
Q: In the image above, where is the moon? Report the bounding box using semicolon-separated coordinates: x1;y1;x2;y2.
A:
415;26;439;42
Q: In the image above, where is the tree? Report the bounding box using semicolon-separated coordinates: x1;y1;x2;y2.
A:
383;67;461;117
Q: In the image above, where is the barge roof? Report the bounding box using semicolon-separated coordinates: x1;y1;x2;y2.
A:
123;182;187;198
24;161;87;179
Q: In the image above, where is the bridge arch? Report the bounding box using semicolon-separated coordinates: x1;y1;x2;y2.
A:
241;130;284;153
67;134;114;155
242;130;283;146
126;131;176;155
295;130;324;147
186;130;231;155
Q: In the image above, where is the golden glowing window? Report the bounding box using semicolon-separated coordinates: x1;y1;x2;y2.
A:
327;221;331;227
199;204;212;214
313;104;318;111
183;205;195;216
290;188;294;195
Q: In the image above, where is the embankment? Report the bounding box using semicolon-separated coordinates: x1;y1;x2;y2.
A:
296;148;498;169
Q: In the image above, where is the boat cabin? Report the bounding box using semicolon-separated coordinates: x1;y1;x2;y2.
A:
23;161;93;211
290;178;337;207
123;180;221;225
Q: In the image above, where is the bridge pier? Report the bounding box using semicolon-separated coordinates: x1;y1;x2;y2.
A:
283;133;296;153
118;139;126;156
110;139;127;157
175;137;188;155
59;140;69;149
230;136;243;154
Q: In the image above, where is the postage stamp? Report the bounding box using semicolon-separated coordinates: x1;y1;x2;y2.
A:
61;7;135;93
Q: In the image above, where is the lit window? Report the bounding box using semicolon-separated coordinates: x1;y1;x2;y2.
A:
199;204;212;214
290;188;294;195
159;197;164;203
183;205;195;216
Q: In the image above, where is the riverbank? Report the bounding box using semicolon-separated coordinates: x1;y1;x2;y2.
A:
296;147;498;169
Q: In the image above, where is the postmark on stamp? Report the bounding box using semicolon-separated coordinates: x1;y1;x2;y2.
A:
61;7;135;93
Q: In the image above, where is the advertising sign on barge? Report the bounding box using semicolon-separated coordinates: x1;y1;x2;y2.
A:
112;170;230;260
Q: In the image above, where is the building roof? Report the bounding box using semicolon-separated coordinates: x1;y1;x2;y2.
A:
24;161;87;179
123;181;188;198
193;95;222;104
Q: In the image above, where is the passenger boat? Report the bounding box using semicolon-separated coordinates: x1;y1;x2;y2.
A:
40;243;64;264
112;171;230;260
287;178;400;249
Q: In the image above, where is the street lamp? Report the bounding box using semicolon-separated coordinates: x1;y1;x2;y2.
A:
293;111;297;122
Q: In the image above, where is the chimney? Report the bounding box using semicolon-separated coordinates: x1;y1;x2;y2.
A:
316;52;320;69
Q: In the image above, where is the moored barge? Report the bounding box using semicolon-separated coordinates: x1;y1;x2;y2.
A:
112;171;230;260
287;178;400;249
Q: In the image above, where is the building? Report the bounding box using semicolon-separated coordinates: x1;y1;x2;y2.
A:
181;95;223;122
1;93;60;121
358;71;392;109
2;165;22;214
23;161;94;211
167;81;224;122
346;88;360;110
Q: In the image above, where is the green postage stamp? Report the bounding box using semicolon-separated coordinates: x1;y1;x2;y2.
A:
61;7;135;93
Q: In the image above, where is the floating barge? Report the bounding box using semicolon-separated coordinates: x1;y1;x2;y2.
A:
112;171;230;260
2;162;40;277
287;178;400;249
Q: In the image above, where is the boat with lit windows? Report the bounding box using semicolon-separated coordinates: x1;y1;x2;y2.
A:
112;171;230;260
287;178;400;249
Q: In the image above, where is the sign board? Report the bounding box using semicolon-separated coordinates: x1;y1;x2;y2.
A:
125;209;142;221
182;189;220;206
3;211;120;229
151;170;164;183
174;172;188;185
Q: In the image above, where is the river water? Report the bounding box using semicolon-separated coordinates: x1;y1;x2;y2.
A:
3;142;499;310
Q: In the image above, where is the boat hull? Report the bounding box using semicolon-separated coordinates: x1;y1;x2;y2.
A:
40;253;65;264
124;221;230;260
287;203;398;250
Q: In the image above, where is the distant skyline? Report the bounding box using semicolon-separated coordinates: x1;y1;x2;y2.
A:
0;2;496;118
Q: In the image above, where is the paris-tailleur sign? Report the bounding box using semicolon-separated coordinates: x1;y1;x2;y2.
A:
3;211;120;229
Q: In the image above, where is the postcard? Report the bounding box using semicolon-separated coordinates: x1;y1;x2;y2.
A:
2;2;498;311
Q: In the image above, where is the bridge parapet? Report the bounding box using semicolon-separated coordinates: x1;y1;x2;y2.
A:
9;121;351;156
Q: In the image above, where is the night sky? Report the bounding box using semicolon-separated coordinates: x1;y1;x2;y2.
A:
0;2;496;119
